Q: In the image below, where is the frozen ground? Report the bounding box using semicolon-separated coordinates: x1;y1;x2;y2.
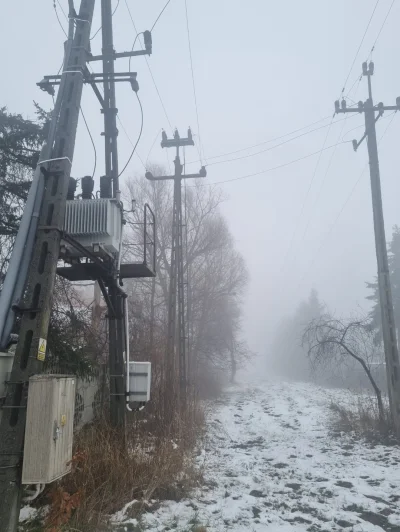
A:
115;380;400;531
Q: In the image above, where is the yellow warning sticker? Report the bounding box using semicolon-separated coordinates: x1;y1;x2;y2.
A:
61;414;66;426
37;338;47;361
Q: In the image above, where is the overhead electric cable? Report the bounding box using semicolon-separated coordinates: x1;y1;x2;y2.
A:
118;92;144;178
297;111;396;286
53;0;68;37
191;141;351;187
203;116;356;167
339;0;381;96
151;0;173;31
124;0;173;131
146;128;163;168
56;0;69;21
184;0;205;163
280;117;336;269
368;0;396;58
80;106;97;179
90;0;120;40
289;116;350;266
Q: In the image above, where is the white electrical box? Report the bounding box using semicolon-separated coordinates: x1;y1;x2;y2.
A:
22;375;76;485
63;198;122;256
129;362;151;403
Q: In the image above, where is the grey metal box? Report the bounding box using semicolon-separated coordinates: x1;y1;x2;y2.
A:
63;199;122;256
22;375;76;484
129;362;151;403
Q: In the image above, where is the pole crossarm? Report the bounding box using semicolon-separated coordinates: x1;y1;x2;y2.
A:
88;30;152;61
145;167;206;181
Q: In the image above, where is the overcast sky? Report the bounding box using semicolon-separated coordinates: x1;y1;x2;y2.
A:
2;0;400;355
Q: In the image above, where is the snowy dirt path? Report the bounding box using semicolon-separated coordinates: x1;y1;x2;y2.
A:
118;381;400;531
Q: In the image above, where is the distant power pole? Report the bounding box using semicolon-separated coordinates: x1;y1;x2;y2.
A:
335;61;400;435
145;130;206;413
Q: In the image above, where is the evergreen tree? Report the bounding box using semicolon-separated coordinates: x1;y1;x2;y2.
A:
366;225;400;344
0;105;96;377
270;289;325;380
0;105;49;284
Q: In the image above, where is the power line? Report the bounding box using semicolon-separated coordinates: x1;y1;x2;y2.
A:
191;141;351;187
367;0;396;58
297;111;396;287
53;0;68;37
184;0;205;163
151;0;173;32
289;116;350;266
284;0;385;273
117;116;146;169
128;32;144;73
118;92;144;178
280;117;336;269
124;0;173;131
339;0;381;96
186;115;334;165
90;0;120;40
284;0;380;264
203;116;355;168
145;128;163;168
56;0;69;21
80;106;97;179
297;111;396;263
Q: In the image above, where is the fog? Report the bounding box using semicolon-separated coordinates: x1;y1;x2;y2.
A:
2;0;400;361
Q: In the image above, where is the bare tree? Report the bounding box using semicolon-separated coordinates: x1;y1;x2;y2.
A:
302;315;385;422
122;169;250;398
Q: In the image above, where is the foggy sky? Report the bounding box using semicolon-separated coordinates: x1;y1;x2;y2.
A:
2;0;400;355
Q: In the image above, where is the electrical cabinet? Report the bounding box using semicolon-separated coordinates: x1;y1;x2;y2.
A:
129;362;151;403
22;375;76;485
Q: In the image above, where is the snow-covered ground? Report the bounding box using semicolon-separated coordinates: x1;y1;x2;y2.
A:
116;380;400;531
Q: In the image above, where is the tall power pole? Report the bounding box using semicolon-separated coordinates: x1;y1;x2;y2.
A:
88;1;152;428
146;130;206;413
0;2;95;529
101;0;124;429
335;61;400;434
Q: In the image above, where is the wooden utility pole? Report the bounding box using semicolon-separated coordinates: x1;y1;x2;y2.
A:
335;61;400;435
145;130;206;414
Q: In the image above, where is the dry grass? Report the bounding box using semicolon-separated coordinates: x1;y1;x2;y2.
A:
329;395;396;445
37;403;205;531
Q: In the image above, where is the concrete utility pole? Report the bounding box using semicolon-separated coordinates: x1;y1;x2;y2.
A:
0;2;95;529
335;61;400;435
100;0;125;429
145;130;206;414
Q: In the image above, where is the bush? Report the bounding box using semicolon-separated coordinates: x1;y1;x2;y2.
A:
329;396;396;445
42;405;204;531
